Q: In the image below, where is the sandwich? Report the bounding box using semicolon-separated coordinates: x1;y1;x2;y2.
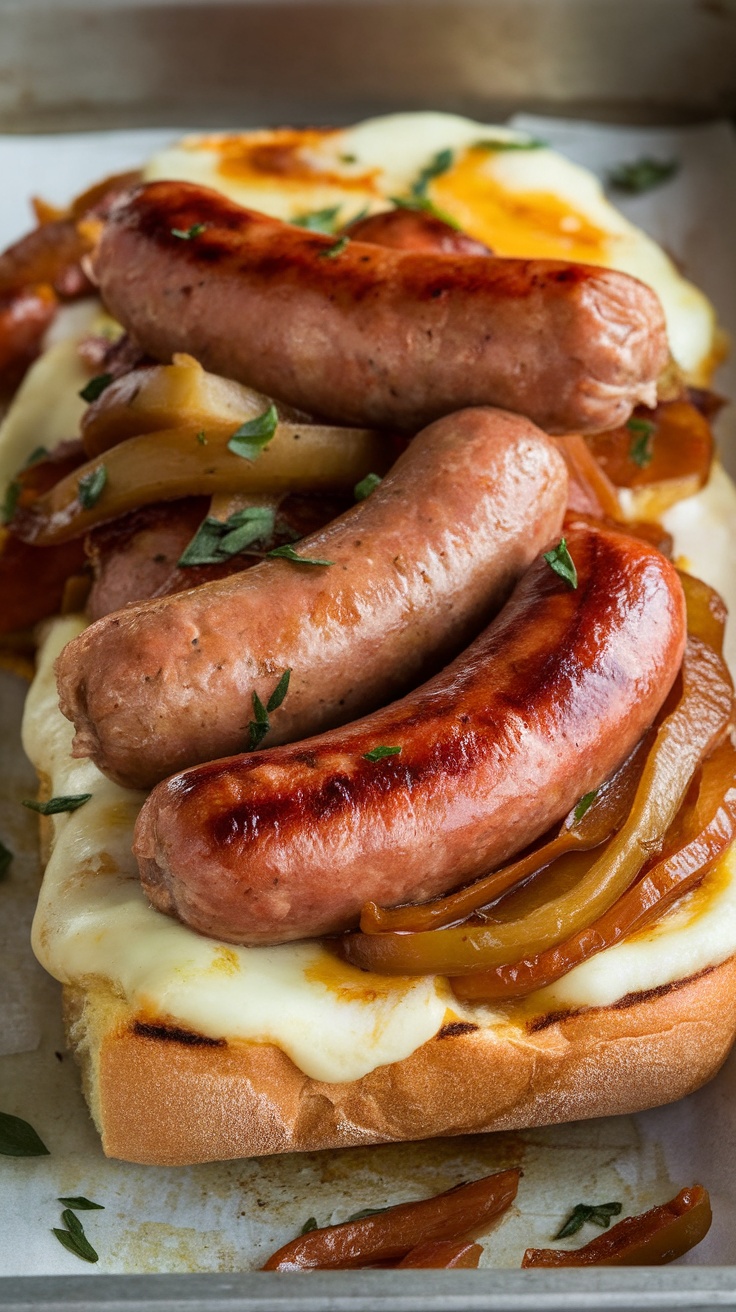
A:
3;112;736;1166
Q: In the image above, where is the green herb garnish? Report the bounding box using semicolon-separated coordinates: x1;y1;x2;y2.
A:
178;506;275;568
23;794;92;816
339;153;357;165
227;405;279;461
318;235;350;260
58;1196;105;1211
573;791;597;824
24;445;49;466
171;223;206;240
247;670;292;750
78;465;107;509
2;480;20;524
354;472;382;501
299;1216;319;1234
0;838;12;880
554;1201;622;1240
363;746;402;762
608;157;679;195
79;373;113;403
346;1205;391;1222
627;416;657;468
0;1112;49;1157
543;537;578;590
389;194;461;229
411;147;454;199
292;206;342;234
53;1212;99;1263
474;135;547;151
196;430;207;445
267;544;335;567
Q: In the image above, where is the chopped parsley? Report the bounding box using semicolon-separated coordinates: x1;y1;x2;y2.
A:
170;223;207;240
608;157;679;194
318;235;350;260
627;416;657;468
554;1201;622;1240
78;373;113;403
267;544;335;567
354;472;382;501
22;794;92;816
363;745;402;762
78;465;107;510
178;506;275;568
543;537;578;590
227;406;279;461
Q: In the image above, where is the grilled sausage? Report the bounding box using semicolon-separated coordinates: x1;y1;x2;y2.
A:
93;181;668;436
56;407;567;788
134;523;687;945
342;207;492;255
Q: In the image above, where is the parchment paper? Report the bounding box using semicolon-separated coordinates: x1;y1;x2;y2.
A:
1;118;736;1277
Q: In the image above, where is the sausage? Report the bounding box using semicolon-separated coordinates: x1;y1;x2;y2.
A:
133;523;687;945
342;207;492;255
86;491;352;620
56;406;567;788
93;181;668;436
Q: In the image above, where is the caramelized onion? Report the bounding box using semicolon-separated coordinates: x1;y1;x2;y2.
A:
13;421;394;546
522;1186;711;1267
585;398;713;520
342;589;733;978
454;737;736;1001
261;1170;520;1271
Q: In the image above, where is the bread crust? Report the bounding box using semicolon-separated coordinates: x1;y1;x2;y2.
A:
63;954;736;1165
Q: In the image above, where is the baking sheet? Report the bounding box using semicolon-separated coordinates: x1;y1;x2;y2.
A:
2;117;736;1281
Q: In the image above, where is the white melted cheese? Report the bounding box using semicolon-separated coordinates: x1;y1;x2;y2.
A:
143;111;716;382
26;618;451;1083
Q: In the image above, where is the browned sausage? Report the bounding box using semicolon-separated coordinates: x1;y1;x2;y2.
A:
56;407;567;788
133;523;687;945
85;491;352;619
93;181;668;436
342;207;492;255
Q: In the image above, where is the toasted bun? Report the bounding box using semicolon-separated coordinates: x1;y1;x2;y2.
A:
63;956;736;1165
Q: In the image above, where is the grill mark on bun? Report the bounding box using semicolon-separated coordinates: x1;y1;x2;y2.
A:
133;1020;225;1047
526;966;718;1033
437;1020;479;1039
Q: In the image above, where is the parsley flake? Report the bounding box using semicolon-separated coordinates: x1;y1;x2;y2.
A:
79;373;113;403
23;794;92;816
543;538;578;590
363;745;402;762
474;135;546;151
267;544;335;566
292;206;342;234
227;405;279;461
52;1218;99;1263
411;147;454;199
299;1216;319;1235
354;472;382;501
2;480;20;524
78;465;107;510
24;445;49;467
196;430;207;445
627;416;657;468
171;223;207;240
246;670;291;751
178;506;275;567
608;157;679;194
389;194;461;229
318;235;350;260
573;791;597;824
346;1205;391;1222
554;1201;622;1240
58;1196;105;1211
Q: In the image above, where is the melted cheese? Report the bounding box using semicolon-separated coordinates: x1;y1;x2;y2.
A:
143;111;716;383
27;603;736;1080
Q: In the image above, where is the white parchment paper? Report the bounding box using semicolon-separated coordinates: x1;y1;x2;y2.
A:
1;118;736;1277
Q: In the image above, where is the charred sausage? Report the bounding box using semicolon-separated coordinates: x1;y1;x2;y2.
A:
133;523;687;945
93;181;668;436
342;207;492;255
56;407;567;788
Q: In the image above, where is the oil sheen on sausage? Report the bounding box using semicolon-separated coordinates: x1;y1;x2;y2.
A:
133;523;687;945
93;181;669;436
56;406;567;789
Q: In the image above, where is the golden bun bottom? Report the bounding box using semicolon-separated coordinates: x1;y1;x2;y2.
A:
63;956;736;1166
